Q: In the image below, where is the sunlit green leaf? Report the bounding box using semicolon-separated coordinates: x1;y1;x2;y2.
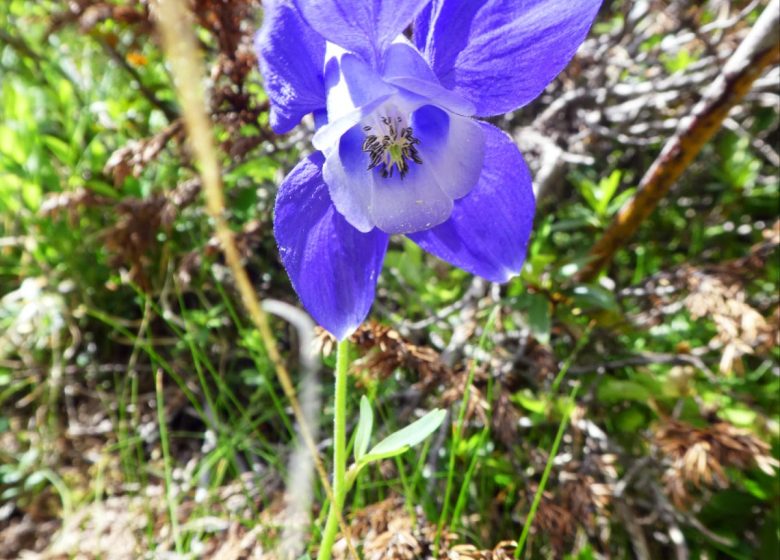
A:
362;408;446;462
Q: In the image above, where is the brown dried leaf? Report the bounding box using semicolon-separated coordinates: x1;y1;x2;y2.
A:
104;121;183;187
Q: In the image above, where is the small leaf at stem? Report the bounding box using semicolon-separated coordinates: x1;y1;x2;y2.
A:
366;408;446;458
358;446;411;466
353;395;373;462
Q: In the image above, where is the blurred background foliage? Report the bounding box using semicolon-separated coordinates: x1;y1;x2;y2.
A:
0;0;778;558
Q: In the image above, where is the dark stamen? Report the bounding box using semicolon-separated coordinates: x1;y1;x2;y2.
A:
361;115;423;180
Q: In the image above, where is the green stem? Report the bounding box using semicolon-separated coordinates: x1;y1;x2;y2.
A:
155;370;182;555
514;382;580;559
317;339;350;560
514;323;593;558
435;306;499;555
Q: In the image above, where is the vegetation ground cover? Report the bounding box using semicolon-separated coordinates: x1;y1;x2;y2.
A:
0;1;778;558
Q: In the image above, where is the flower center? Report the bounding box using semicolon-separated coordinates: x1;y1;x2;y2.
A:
361;114;422;180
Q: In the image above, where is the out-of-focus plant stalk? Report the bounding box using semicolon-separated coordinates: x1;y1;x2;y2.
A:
152;1;357;557
578;0;780;282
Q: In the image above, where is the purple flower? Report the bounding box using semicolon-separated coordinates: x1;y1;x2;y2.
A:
256;0;601;339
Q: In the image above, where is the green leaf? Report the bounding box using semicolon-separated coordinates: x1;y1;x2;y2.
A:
362;408;446;462
224;157;279;184
596;170;622;216
42;135;73;165
571;285;619;312
526;293;551;345
615;407;647;432
353;395;373;462
597;380;651;404
358;447;412;466
570;170;599;215
720;406;757;427
607;187;635;216
513;389;547;415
